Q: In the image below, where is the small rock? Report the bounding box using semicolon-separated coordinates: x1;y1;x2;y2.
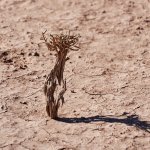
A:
20;52;25;55
14;96;19;100
3;58;13;63
43;75;47;78
136;26;144;30
102;10;106;13
34;52;39;56
20;65;27;70
122;112;129;116
144;19;150;23
71;90;76;93
28;53;32;56
1;51;8;56
1;105;4;110
65;57;70;61
20;101;28;105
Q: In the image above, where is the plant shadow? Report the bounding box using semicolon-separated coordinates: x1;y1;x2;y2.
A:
56;113;150;133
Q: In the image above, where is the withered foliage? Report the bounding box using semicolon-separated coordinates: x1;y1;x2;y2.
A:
42;31;80;119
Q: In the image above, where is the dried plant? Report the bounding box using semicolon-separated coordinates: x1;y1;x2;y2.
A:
42;31;80;119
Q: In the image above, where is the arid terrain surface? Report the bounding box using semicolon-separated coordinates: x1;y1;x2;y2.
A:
0;0;150;149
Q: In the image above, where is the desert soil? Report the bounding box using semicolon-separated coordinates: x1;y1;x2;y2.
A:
0;0;150;150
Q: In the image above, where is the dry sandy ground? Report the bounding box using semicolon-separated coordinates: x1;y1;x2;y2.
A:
0;0;150;149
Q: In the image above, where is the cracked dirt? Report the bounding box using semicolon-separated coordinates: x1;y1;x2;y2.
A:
0;0;150;150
